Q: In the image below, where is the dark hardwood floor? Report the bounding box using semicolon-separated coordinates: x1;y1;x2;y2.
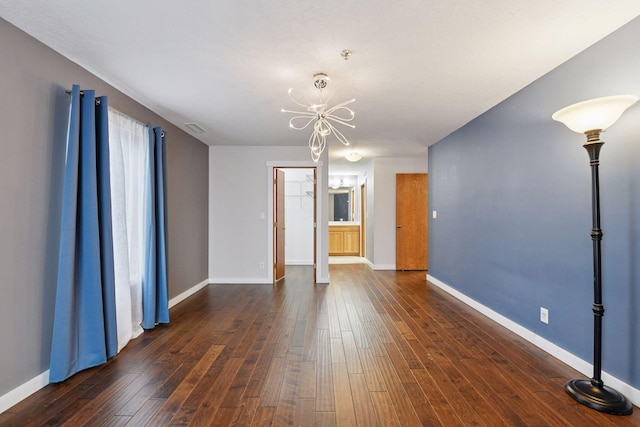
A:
1;264;638;426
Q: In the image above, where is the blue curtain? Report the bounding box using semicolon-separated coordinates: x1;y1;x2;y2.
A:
141;126;169;329
50;85;118;383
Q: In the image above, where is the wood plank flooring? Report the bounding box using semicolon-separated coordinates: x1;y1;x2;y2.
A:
1;264;638;426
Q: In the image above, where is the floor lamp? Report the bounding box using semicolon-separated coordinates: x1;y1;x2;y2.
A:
552;94;637;415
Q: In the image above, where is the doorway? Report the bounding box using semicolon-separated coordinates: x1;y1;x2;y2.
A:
396;173;428;270
273;167;317;283
360;182;366;257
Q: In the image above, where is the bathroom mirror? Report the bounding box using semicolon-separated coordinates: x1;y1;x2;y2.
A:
328;175;359;222
329;189;350;221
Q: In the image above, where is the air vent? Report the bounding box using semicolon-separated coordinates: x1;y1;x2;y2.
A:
184;122;206;133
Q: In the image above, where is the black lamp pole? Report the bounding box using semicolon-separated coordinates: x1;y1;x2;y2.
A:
564;129;633;415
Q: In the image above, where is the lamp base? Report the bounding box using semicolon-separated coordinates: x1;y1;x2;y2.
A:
565;379;633;415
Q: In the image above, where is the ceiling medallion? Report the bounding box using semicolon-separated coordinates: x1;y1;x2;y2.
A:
281;73;355;162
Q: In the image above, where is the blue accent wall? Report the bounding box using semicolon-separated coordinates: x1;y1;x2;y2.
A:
429;16;640;388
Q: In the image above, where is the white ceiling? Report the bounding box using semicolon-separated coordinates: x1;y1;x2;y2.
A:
2;1;640;174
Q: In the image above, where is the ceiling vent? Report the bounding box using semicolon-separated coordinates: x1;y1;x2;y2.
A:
184;122;206;133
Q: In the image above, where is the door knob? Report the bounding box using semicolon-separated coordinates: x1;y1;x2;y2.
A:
396;225;402;228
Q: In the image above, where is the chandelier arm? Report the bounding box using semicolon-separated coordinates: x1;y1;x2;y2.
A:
311;147;321;162
287;115;317;129
314;119;332;136
325;115;356;129
318;134;327;155
308;132;316;150
328;124;351;146
281;108;315;116
287;88;313;109
324;107;356;122
308;104;328;114
309;131;325;152
309;131;326;162
325;98;356;114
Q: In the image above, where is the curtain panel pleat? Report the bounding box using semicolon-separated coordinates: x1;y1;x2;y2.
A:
50;85;118;383
142;127;169;329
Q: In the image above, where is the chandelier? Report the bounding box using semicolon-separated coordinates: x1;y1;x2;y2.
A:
282;73;355;162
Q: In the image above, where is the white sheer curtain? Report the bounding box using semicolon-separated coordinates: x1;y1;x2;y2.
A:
108;108;149;350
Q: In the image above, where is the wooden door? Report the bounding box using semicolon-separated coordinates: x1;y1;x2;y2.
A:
274;168;285;282
396;173;428;270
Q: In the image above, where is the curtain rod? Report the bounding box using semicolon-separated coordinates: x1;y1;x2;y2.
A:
66;89;166;137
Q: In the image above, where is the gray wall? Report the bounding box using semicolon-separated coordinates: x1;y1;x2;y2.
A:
429;16;640;389
0;18;208;398
209;146;330;283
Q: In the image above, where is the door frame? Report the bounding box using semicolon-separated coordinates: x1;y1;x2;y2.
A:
360;182;366;257
273;168;286;282
266;161;326;283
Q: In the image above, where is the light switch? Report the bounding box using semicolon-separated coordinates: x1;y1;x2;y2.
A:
432;210;437;219
259;212;265;220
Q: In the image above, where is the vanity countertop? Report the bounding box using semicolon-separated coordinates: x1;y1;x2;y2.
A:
329;221;360;226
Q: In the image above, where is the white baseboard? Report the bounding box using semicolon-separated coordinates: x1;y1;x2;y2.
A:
0;370;49;414
209;277;273;284
427;274;640;407
209;275;329;284
168;278;210;308
285;260;313;265
373;264;396;270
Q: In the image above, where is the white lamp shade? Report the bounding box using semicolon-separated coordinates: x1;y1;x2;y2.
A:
552;95;637;133
345;152;362;162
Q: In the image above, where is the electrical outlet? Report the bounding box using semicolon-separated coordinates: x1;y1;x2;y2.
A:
540;307;549;324
259;262;265;270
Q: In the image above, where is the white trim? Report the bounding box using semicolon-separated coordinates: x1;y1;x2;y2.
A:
285;260;314;266
168;278;210;309
209;278;273;285
427;274;640;407
373;264;396;270
0;370;49;414
316;275;330;284
266;161;324;168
